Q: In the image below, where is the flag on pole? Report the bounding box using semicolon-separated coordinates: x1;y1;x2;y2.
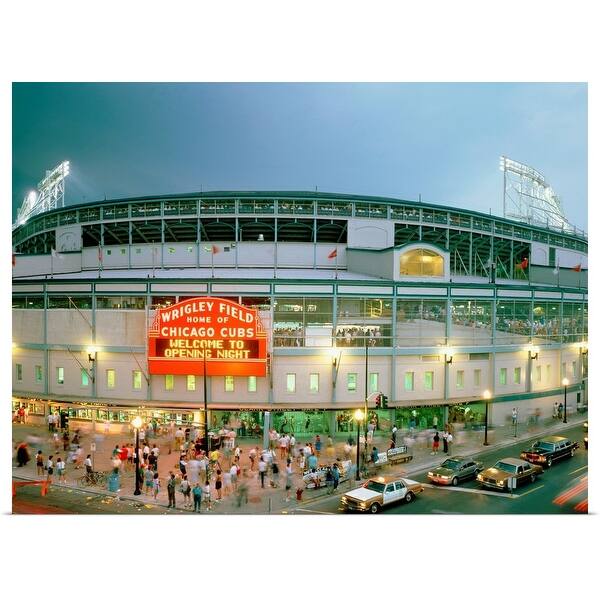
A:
327;249;337;259
516;257;528;270
203;245;220;254
51;248;64;260
572;264;582;272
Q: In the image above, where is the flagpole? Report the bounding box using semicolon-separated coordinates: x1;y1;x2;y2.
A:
211;248;215;279
335;244;338;279
50;249;54;279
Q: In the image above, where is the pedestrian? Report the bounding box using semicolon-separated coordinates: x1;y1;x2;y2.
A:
553;402;559;419
236;482;249;507
332;463;340;492
307;452;317;471
215;470;223;500
62;431;70;451
52;431;60;452
153;472;161;500
431;431;440;455
56;456;66;483
271;461;280;488
203;480;212;511
179;454;187;476
167;472;177;508
46;455;54;483
175;427;184;450
279;434;288;460
391;425;398;445
343;442;351;460
192;482;203;512
112;444;120;458
325;467;334;494
222;468;232;496
298;449;306;472
230;463;238;491
180;475;192;508
144;466;154;495
84;454;93;475
258;456;267;488
370;446;379;464
442;431;449;454
289;434;296;458
16;442;30;467
326;436;335;460
315;435;322;457
285;459;293;501
446;432;453;455
249;446;257;471
36;450;45;476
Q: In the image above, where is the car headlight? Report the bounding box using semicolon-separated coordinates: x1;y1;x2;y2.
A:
584;422;588;429
584;437;588;442
540;456;546;461
441;475;449;479
498;480;504;486
477;474;483;481
428;472;434;477
341;497;348;503
360;502;367;508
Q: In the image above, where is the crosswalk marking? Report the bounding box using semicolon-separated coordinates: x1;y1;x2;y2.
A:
569;465;588;475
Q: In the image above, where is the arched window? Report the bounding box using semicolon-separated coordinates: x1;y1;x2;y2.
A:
400;248;444;277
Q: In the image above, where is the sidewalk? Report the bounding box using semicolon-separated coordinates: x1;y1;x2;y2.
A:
12;414;587;514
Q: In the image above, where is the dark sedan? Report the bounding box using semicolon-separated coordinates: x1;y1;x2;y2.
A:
520;435;578;468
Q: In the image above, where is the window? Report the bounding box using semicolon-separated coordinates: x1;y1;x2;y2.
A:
120;248;126;255
347;373;357;392
399;248;444;276
248;376;257;392
499;368;507;385
107;369;116;389
16;364;23;382
424;371;434;391
187;375;196;391
514;367;521;384
107;249;112;255
225;375;234;392
165;374;174;391
456;370;464;389
81;368;89;387
132;370;142;390
309;373;319;393
35;365;43;383
56;367;64;385
561;362;566;379
286;373;296;393
546;364;551;382
536;365;542;383
474;369;481;387
369;372;379;393
572;361;578;379
404;372;414;391
135;248;142;254
549;247;556;266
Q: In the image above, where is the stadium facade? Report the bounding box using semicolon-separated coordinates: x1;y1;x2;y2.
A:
12;191;588;436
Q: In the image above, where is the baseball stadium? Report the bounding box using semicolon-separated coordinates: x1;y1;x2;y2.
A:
11;160;588;440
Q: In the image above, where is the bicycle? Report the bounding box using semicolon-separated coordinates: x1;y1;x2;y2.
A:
77;471;107;487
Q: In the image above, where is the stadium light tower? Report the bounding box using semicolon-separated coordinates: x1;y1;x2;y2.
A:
499;156;584;237
14;160;70;228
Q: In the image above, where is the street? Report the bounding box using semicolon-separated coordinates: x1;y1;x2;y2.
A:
284;424;588;515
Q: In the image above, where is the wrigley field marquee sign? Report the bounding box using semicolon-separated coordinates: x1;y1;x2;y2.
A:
148;297;267;376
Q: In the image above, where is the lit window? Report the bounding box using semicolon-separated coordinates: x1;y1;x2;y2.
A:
404;372;414;391
81;368;89;387
248;376;257;392
132;370;142;390
474;369;481;387
16;364;23;382
424;371;434;391
225;376;234;392
187;375;196;391
286;373;296;393
56;367;65;385
35;365;43;383
107;369;116;389
399;248;444;277
499;368;507;385
456;370;464;389
309;373;319;393
165;374;174;391
514;368;521;384
536;366;542;383
347;373;357;392
369;372;379;393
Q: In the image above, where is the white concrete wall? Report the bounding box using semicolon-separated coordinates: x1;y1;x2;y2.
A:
347;218;394;249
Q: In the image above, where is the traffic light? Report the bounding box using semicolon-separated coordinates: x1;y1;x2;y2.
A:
381;394;388;409
375;393;382;409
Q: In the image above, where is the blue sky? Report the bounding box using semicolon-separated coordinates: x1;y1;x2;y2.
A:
12;83;587;231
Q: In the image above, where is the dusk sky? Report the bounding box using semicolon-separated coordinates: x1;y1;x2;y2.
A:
12;83;587;231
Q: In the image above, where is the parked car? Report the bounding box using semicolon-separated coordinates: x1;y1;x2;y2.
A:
427;456;483;486
584;421;588;450
477;457;543;491
519;435;579;467
340;476;424;513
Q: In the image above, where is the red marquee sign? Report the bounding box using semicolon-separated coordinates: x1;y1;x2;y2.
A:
148;297;267;377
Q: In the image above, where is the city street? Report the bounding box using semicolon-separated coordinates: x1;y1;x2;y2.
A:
284;423;588;515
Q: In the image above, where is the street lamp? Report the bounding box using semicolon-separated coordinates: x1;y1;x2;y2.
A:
132;415;142;495
483;390;491;446
354;409;364;481
562;378;569;423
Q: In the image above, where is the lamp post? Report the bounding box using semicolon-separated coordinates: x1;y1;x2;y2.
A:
483;390;491;446
354;409;364;481
132;415;142;495
562;378;569;423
